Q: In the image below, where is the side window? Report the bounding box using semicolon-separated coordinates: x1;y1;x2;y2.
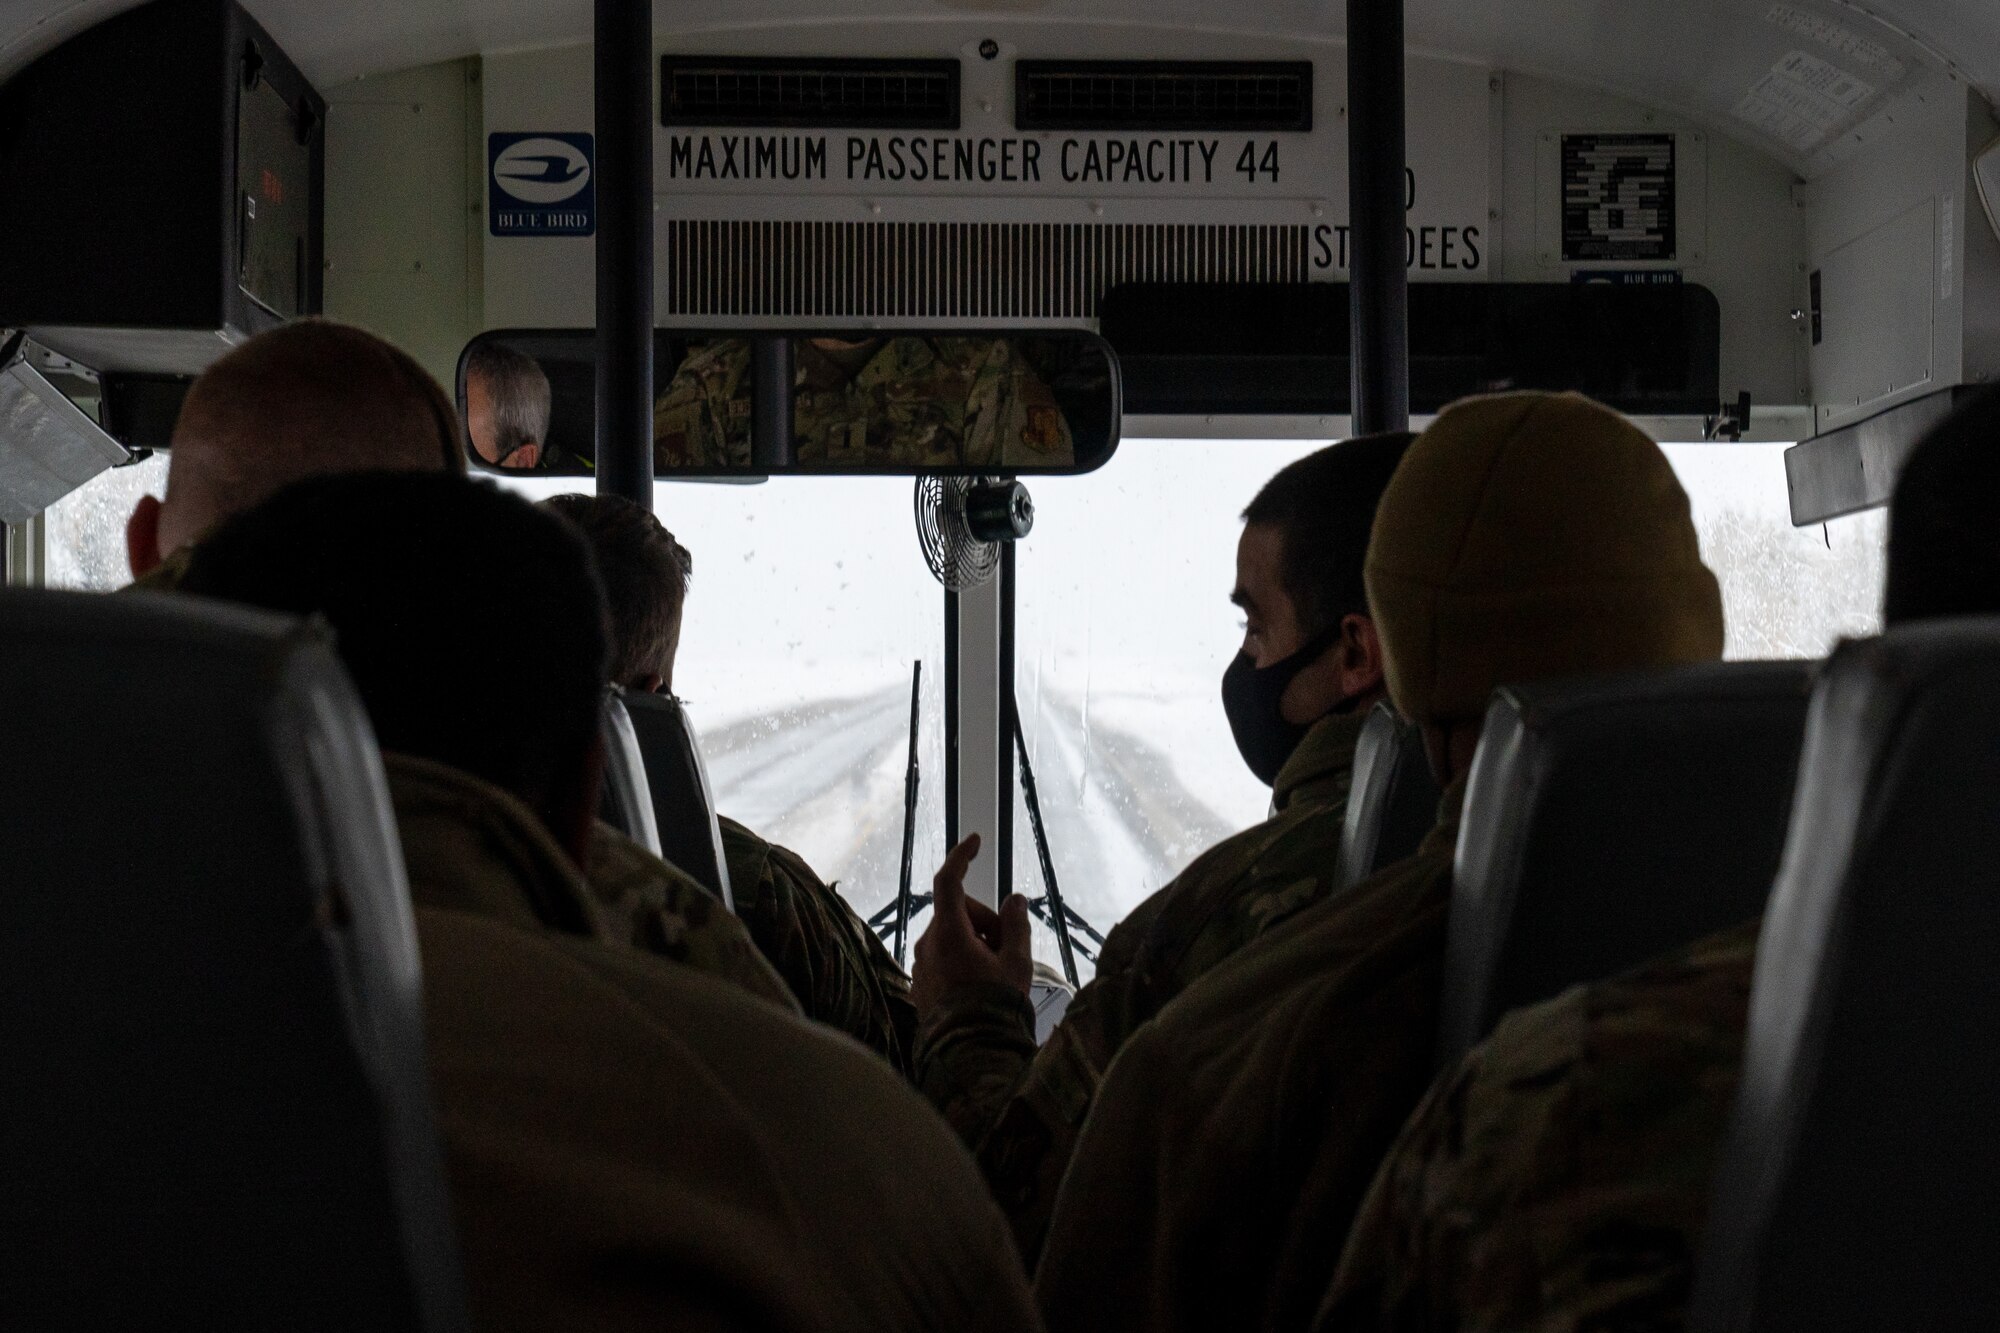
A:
44;455;168;590
1662;443;1885;659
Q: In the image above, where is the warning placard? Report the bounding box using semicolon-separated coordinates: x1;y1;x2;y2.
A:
1561;133;1676;262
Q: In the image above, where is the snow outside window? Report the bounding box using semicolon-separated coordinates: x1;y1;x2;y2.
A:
43;453;167;590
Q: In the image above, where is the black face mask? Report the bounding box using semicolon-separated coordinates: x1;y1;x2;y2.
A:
1222;629;1343;786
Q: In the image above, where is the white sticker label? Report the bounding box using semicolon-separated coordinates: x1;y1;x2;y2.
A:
1763;2;1908;81
1733;51;1876;150
1774;50;1876;110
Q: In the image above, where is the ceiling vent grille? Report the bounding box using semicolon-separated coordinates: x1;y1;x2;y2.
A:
1015;60;1313;132
661;219;1310;320
661;56;960;129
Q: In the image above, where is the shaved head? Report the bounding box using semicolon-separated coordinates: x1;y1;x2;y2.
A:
131;320;466;573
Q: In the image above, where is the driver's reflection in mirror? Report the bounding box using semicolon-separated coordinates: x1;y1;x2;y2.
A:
652;336;1077;469
465;340;562;471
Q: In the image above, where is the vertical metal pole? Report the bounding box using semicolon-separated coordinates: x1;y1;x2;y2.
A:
1348;0;1410;435
595;0;655;505
944;587;960;849
5;513;47;588
996;543;1016;900
749;336;795;470
953;571;1003;909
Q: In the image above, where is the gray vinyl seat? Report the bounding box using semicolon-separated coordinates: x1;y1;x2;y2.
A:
1437;661;1813;1065
598;688;664;857
1691;622;2000;1333
620;688;735;910
1336;702;1443;889
0;589;465;1329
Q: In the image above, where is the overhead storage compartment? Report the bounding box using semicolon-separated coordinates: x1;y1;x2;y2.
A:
0;0;324;377
1100;281;1722;417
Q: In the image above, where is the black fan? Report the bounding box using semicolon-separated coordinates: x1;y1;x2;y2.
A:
913;475;1034;589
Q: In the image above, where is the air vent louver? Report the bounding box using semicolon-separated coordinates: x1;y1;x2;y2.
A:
1016;60;1312;132
660;220;1310;320
662;56;960;129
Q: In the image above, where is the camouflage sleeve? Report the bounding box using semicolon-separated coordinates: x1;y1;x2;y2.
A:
583;821;800;1014
957;340;1074;468
653;343;750;469
1316;920;1758;1333
917;912;1157;1264
1314;1044;1488;1333
719;817;920;1076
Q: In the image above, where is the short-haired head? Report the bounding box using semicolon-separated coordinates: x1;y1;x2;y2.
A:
464;341;552;468
1241;432;1416;638
541;493;691;693
1366;392;1724;776
1885;385;2000;626
179;471;609;860
138;320;464;571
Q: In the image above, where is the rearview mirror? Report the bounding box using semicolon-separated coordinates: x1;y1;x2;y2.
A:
458;329;1121;477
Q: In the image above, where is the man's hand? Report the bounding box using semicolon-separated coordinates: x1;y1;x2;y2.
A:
912;833;1035;1017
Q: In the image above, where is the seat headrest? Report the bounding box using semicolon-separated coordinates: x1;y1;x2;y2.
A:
0;589;464;1327
599;689;663;857
620;689;735;911
1337;702;1443;890
1692;621;2000;1331
1438;660;1812;1065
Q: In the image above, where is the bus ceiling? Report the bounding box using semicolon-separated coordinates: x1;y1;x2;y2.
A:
3;0;2000;513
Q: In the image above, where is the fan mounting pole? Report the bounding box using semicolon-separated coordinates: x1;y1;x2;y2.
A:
951;570;1005;909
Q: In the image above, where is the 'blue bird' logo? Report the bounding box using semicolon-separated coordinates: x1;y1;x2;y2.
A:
493;137;592;204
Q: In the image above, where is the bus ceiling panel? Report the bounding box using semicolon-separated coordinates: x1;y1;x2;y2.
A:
5;1;1994;168
461;28;1811;414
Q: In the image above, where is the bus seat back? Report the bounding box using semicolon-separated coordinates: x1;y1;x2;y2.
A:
1693;621;2000;1332
598;689;663;858
620;688;735;910
0;589;464;1328
1439;660;1813;1065
1337;702;1444;890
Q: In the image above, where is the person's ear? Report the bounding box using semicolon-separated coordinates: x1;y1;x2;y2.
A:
1279;613;1386;725
1334;614;1386;698
508;442;542;470
631;671;665;695
126;495;164;579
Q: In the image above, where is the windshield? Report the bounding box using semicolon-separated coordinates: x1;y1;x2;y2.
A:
41;436;1885;982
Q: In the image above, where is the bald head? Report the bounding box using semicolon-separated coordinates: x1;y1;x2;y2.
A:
128;320;466;575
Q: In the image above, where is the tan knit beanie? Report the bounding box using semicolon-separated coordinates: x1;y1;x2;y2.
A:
1364;392;1725;727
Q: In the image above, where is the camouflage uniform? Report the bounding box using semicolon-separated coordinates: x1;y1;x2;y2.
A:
587;818;799;1011
1032;779;1468;1333
917;710;1367;1263
1317;917;1760;1333
386;752;798;1012
721;815;921;1075
416;909;1045;1333
653;337;1076;470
